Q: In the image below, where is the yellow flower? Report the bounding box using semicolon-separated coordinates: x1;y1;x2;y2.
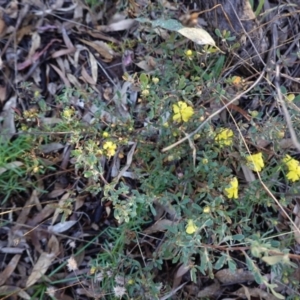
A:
232;76;242;86
286;169;300;182
172;101;194;122
141;89;150;97
186;219;197;234
34;90;40;98
21;124;28;131
249;110;259;118
202;158;208;164
283;155;300;182
62;108;74;118
214;128;234;146
203;206;210;213
102;131;109;138
286;94;295;102
224;177;238;199
283;155;298;170
246;152;264;172
185;49;193;58
152;77;159;84
103;141;117;157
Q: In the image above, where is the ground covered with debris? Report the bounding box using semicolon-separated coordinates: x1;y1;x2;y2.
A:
0;0;300;299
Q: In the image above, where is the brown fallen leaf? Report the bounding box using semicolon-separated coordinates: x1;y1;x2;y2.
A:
81;66;96;85
0;95;17;141
0;85;6;103
67;73;82;87
177;27;216;46
16;25;33;43
48;220;77;234
88;50;98;83
16;190;39;225
173;263;191;290
17;39;60;70
0;285;30;300
8;190;39;251
50;64;70;87
215;268;254;285
143;219;175;234
293;200;300;244
78;38;114;62
61;26;74;49
51;47;76;59
0;254;21;285
241;164;256;183
28;32;41;58
86;30;121;45
197;281;221;298
0;17;6;37
135;56;157;72
97;19;137;32
234;286;281;300
26;235;60;288
52;192;71;225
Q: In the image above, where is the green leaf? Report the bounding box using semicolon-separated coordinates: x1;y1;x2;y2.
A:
190;267;197;283
38;99;48;112
151;19;183;31
253;270;263;284
270;288;285;299
262;255;283;265
232;234;244;241
215;28;222;38
199;249;209;275
214;255;226;270
140;73;149;85
255;0;265;17
136;17;183;31
280;85;287;95
178;76;186;90
203;219;213;227
212;55;225;78
228;259;236;272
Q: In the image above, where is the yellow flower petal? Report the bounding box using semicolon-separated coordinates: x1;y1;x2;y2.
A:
172;101;194;123
182;106;194;122
286;169;300;182
178;101;187;109
224;177;238;199
173;104;180;114
173;113;181;122
215;128;234;146
283;154;299;171
203;206;211;213
185;49;193;57
103;141;117;157
283;155;300;181
246;152;264;172
186;219;197;234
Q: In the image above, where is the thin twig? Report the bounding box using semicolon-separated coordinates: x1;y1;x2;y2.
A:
275;64;300;151
228;1;266;67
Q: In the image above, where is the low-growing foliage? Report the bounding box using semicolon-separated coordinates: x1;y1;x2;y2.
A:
1;2;300;299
